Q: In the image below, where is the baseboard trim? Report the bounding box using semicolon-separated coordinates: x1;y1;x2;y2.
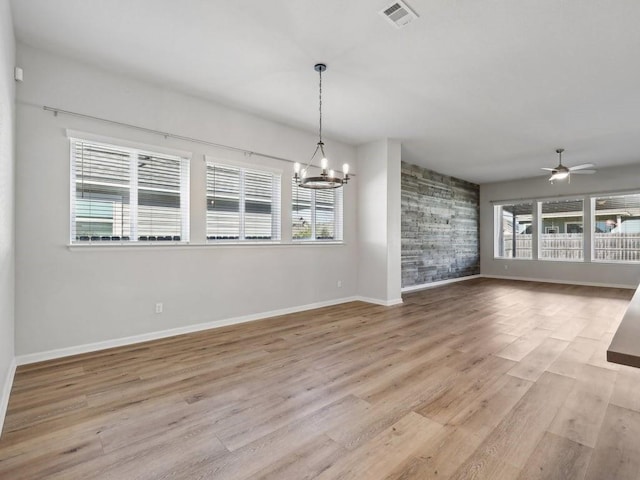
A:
0;357;17;436
15;273;633;366
401;274;482;293
16;296;362;366
355;296;403;306
480;274;637;290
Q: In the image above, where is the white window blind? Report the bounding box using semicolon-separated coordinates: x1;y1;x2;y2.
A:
70;139;190;243
206;163;281;241
292;179;343;241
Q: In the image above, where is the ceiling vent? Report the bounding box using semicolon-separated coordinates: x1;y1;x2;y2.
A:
379;1;419;29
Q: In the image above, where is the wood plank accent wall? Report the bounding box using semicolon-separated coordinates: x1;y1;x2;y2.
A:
401;161;480;287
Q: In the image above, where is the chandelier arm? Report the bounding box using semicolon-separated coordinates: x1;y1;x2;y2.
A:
302;144;321;172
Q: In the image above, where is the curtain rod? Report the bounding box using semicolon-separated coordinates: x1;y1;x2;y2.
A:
489;186;640;204
42;105;353;174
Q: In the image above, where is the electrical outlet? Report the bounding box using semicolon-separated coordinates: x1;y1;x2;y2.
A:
504;264;508;270
155;303;163;314
337;280;342;288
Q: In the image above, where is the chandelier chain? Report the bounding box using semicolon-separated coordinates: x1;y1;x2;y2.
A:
318;67;323;145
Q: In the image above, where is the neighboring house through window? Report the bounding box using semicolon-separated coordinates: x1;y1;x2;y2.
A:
594;193;640;262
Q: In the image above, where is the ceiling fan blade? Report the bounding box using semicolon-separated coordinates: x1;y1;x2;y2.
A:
569;163;595;171
541;167;556;171
571;169;597;174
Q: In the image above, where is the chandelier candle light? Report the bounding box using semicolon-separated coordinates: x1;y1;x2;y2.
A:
293;64;349;189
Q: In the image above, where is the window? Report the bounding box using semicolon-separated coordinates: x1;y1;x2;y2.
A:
206;163;281;241
494;202;533;258
71;139;190;243
593;193;640;262
292;179;343;241
539;198;583;261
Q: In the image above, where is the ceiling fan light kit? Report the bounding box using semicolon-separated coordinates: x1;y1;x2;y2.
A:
542;148;596;183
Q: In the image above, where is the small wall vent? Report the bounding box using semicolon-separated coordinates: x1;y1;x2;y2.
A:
379;1;419;29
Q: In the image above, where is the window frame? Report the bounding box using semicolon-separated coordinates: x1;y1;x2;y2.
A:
538;197;585;262
68;133;349;248
205;159;282;243
591;192;640;264
493;201;534;259
493;190;640;265
292;178;344;243
69;135;191;245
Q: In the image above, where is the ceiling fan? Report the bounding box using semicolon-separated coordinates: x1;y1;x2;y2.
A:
542;148;596;182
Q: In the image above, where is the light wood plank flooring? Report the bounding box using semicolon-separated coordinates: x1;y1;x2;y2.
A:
1;278;639;479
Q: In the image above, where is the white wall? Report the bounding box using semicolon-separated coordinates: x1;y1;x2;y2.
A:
14;44;359;357
356;139;402;304
0;0;16;432
481;164;640;288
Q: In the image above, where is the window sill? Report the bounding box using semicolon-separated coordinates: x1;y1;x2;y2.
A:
493;257;583;263
590;259;640;265
493;257;534;261
493;257;640;265
537;258;585;263
68;241;346;250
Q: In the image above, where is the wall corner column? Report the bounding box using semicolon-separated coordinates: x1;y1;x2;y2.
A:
356;139;402;305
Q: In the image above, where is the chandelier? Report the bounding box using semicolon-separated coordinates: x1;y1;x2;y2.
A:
293;64;349;189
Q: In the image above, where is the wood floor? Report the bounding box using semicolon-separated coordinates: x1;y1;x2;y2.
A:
1;278;639;479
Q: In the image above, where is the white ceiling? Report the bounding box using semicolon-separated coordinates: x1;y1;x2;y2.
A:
10;0;640;183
